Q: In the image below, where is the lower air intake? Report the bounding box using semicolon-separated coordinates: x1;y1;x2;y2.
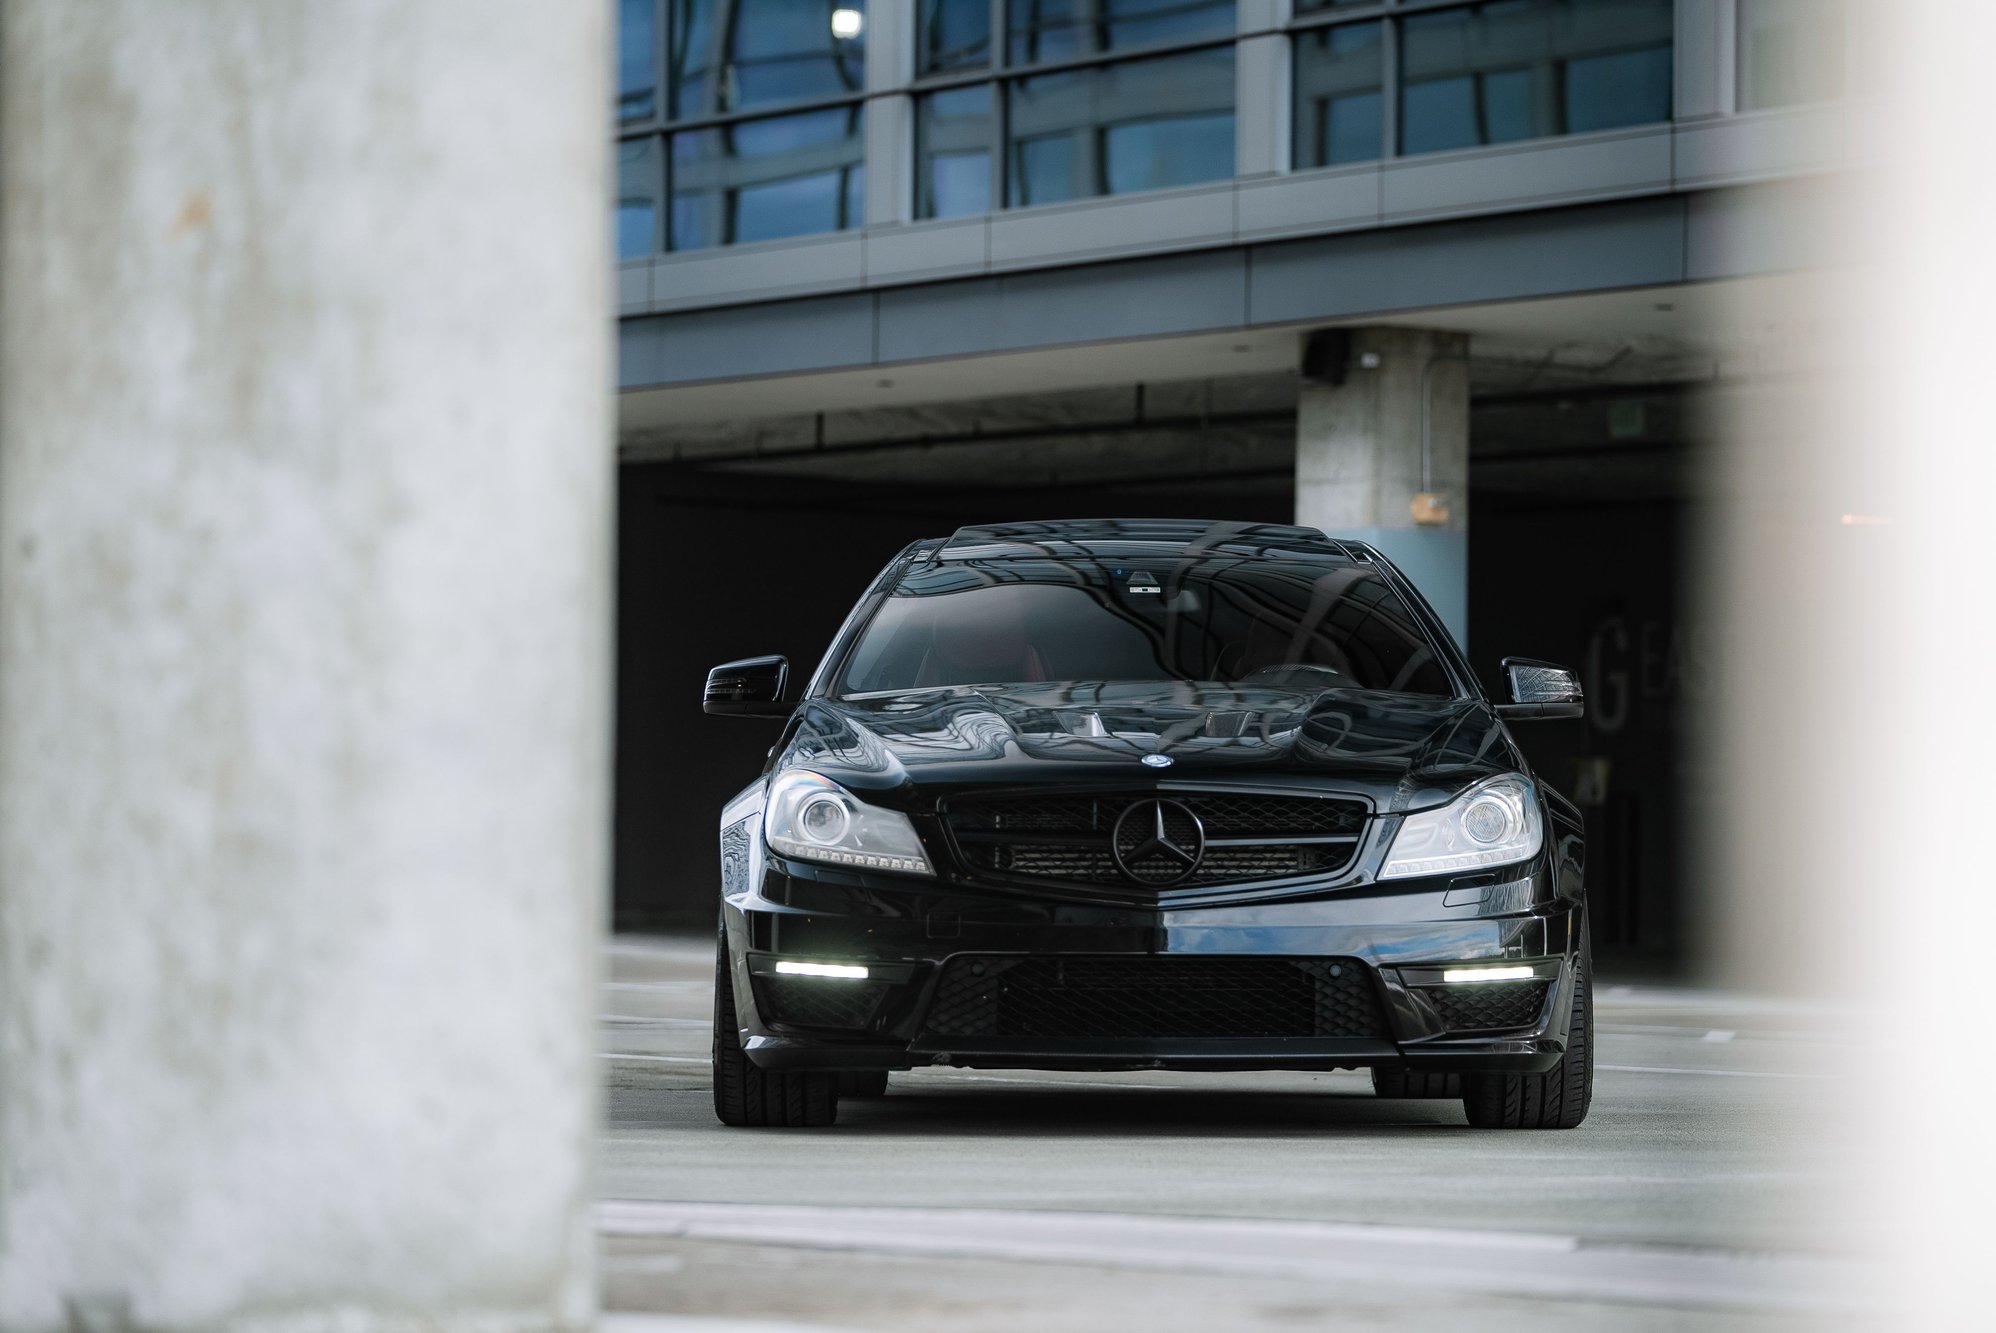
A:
755;975;891;1032
924;955;1388;1041
1428;980;1550;1032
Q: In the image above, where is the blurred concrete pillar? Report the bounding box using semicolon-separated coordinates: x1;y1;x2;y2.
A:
1295;327;1471;646
0;2;609;1328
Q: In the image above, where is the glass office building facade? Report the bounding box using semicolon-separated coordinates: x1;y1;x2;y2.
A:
616;1;1856;260
1293;0;1675;167
618;0;870;255
913;0;1239;217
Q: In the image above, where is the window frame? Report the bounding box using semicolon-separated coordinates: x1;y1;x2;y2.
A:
1288;0;1679;172
618;0;875;255
1736;0;1852;113
910;0;1243;219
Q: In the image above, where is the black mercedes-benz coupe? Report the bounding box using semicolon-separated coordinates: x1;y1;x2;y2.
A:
704;519;1590;1129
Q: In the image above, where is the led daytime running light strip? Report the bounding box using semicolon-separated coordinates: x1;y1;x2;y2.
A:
783;844;928;874
1441;965;1536;984
773;960;869;979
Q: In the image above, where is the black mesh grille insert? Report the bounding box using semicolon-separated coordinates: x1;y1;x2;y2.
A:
924;955;1388;1041
756;976;891;1032
1428;981;1550;1032
945;791;1368;892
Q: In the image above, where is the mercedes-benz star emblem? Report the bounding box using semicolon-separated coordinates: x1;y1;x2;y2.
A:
1141;753;1174;768
1110;799;1206;887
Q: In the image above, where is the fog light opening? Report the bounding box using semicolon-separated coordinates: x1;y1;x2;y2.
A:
1441;965;1536;984
773;960;870;980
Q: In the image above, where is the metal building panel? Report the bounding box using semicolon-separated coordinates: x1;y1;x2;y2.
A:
618;317;665;389
877;250;1249;362
1685;179;1851;282
865;219;990;286
1246;197;1688;326
987;187;1236;269
1673;105;1846;190
617;261;650;314
1381;128;1675;224
649;233;868;312
634;293;876;386
1237;167;1383;241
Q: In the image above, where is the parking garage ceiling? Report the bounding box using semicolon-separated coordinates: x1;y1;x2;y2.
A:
616;275;1835;504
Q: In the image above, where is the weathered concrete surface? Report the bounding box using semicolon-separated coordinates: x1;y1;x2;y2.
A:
0;2;610;1328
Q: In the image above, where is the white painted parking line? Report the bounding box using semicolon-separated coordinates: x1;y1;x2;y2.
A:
1596;985;1853;1019
904;1073;1183;1092
604;1052;708;1064
1598;1063;1829;1079
600;1014;711;1027
604;980;708;992
1702;1029;1737;1043
597;1199;1868;1313
604;1314;868;1333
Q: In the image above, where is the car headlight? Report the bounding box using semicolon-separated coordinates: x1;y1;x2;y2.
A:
1379;773;1542;880
763;770;934;876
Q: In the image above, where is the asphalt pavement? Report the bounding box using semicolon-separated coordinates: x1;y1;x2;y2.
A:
599;934;1874;1332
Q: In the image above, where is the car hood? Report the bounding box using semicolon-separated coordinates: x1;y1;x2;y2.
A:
777;681;1524;813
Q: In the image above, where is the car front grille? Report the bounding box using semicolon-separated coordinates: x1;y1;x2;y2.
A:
1428;980;1550;1032
943;791;1368;892
923;955;1389;1041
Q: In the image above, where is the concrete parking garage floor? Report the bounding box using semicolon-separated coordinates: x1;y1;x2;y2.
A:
599;936;1875;1332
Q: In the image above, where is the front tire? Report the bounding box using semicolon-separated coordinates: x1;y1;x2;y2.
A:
712;930;839;1127
1461;936;1594;1130
1371;1069;1461;1098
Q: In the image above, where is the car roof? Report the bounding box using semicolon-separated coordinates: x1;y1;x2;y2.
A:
937;519;1373;563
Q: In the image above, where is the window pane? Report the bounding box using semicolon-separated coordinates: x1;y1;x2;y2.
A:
669;105;865;249
669;0;717;119
1006;47;1235;207
918;84;995;218
1008;0;1236;67
617;136;662;259
1293;20;1384;168
836;556;1452;698
735;170;846;242
1565;45;1672;132
1739;0;1846;110
1399;0;1673;156
920;0;992;74
1294;0;1384;11
724;0;867;112
671;130;722;249
1104;112;1233;194
619;0;659;124
1007;70;1089;205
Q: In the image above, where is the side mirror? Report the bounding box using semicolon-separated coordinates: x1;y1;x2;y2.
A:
704;655;792;717
1494;657;1584;721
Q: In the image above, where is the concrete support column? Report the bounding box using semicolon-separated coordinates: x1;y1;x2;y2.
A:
1294;327;1471;646
0;3;610;1329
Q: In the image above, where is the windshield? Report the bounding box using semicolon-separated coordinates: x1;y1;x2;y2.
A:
836;554;1455;698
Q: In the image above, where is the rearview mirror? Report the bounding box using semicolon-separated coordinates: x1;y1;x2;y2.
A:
1494;657;1584;721
704;655;791;718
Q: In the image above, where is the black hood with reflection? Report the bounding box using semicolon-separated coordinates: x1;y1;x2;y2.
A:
778;681;1523;813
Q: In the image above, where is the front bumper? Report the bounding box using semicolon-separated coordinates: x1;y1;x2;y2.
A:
721;852;1584;1077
